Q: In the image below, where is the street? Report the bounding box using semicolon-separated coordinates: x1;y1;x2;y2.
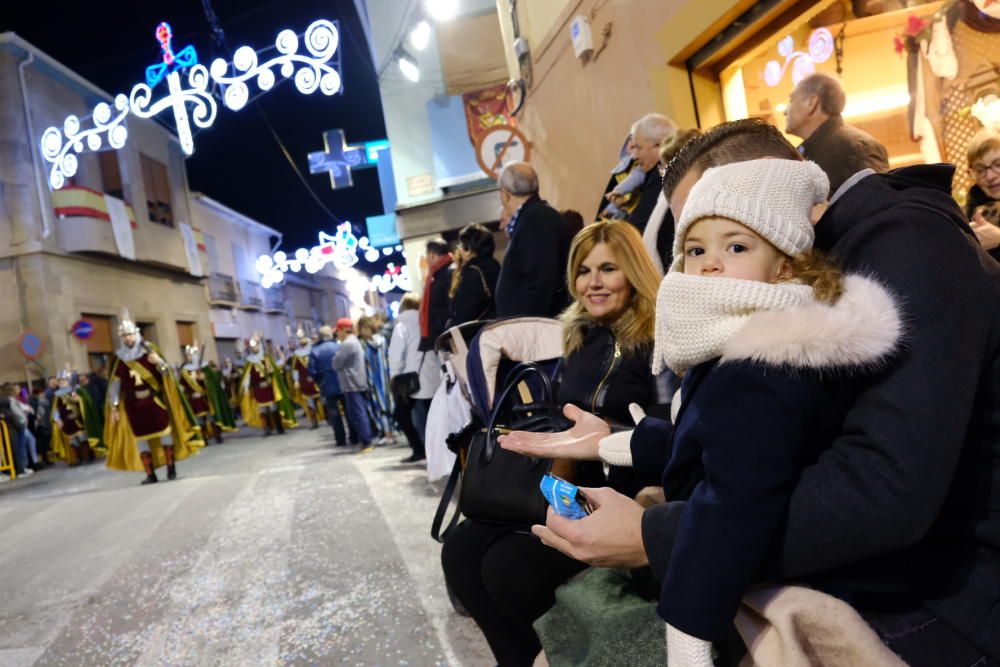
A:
0;428;493;667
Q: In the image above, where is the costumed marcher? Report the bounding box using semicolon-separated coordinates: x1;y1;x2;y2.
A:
179;343;234;444
203;359;237;434
104;310;202;484
50;366;102;466
239;334;296;435
221;357;241;418
291;328;324;430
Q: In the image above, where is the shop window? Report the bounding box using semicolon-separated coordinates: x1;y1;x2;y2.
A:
98;151;124;200
140;153;174;227
714;3;933;169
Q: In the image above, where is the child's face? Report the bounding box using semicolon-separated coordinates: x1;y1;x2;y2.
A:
682;217;791;283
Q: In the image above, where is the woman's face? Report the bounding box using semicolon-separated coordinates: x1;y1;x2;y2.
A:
971;147;1000;200
575;242;633;321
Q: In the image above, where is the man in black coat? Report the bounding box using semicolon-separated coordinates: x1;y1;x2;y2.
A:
785;73;889;194
494;162;573;318
418;238;453;352
529;120;1000;665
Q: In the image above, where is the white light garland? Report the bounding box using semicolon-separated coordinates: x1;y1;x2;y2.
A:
39;19;342;190
256;222;406;290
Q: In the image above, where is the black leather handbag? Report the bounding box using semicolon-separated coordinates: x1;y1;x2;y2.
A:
432;362;572;542
390;352;425;398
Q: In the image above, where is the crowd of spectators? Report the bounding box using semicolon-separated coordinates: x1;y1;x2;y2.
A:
421;72;999;667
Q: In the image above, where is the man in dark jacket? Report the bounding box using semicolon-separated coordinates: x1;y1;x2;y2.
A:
785;73;889;193
530;120;1000;665
309;325;351;447
494;162;573;318
418;238;453;351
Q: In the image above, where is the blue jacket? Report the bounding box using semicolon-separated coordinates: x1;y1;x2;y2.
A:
309;340;342;396
638;274;901;642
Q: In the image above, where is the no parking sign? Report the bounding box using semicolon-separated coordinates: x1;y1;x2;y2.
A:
18;332;44;360
71;319;95;340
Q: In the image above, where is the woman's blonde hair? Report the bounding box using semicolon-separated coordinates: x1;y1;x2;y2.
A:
561;220;661;355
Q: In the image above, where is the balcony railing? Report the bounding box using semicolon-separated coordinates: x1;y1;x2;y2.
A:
238;279;263;310
207;272;238;305
264;286;287;313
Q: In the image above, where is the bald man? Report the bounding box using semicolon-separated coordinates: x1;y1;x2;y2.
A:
494;162;573;317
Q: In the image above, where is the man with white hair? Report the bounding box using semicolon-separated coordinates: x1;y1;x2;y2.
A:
625;113;676;233
494;162;573;317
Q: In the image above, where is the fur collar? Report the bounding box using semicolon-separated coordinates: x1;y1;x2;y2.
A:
720;274;902;370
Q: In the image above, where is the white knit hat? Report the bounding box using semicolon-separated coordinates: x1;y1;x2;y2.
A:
670;159;829;272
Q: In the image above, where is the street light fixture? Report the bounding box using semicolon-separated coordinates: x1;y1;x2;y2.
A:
425;0;458;21
396;47;420;82
408;19;431;51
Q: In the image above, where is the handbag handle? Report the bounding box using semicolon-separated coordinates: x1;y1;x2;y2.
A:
481;362;555;464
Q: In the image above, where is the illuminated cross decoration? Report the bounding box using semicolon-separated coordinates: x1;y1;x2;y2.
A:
40;19;343;190
307;129;375;189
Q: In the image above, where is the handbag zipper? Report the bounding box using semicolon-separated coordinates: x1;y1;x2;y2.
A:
590;340;621;413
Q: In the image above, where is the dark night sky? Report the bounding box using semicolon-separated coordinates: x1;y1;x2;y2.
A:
4;0;388;257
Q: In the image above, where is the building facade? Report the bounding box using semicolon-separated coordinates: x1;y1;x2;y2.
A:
0;33;349;383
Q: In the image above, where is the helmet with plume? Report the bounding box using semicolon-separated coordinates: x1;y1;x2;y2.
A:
118;308;139;337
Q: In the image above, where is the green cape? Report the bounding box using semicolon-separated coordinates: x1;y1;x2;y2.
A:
203;366;237;430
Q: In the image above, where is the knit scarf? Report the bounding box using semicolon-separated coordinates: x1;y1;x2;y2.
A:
652;272;814;375
420;253;453;338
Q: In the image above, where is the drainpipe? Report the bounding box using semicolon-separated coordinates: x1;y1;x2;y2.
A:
17;50;54;239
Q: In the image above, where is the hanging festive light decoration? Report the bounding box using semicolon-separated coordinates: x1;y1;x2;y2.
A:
764;28;834;88
40;19;343;190
371;262;412;294
256;222;406;288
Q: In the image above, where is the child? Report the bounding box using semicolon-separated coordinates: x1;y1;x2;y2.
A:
651;159;903;665
599;134;645;220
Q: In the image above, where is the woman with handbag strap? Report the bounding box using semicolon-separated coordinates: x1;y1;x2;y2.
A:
389;293;430;463
441;221;663;666
446;223;501;329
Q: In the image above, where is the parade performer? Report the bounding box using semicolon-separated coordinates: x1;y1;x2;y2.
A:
239;334;296;435
179;343;235;444
50;367;102;466
291;328;324;429
104;309;202;484
221;356;242;417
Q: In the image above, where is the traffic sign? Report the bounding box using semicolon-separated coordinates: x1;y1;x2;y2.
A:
475;124;531;180
71;319;95;340
18;332;44;360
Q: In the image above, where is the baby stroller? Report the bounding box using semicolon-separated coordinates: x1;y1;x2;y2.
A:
430;317;565;539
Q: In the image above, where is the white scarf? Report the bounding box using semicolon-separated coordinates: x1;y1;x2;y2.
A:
653;272;814;375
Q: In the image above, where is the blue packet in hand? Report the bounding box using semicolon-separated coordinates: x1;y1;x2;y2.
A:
539;473;592;520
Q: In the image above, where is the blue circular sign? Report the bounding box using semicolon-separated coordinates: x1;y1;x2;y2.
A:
71;319;94;340
18;332;43;360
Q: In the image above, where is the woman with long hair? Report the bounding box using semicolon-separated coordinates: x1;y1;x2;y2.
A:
441;220;664;666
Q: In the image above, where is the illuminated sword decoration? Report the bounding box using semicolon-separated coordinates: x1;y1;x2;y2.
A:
39;19;343;190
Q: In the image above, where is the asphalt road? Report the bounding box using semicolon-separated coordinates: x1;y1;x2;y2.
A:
0;426;494;667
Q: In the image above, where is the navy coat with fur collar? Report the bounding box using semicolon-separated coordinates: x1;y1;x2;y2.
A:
651;275;902;641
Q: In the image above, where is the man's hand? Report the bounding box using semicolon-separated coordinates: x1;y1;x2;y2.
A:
532;486;649;568
498;404;610;461
147;352;163;367
970;210;1000;251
